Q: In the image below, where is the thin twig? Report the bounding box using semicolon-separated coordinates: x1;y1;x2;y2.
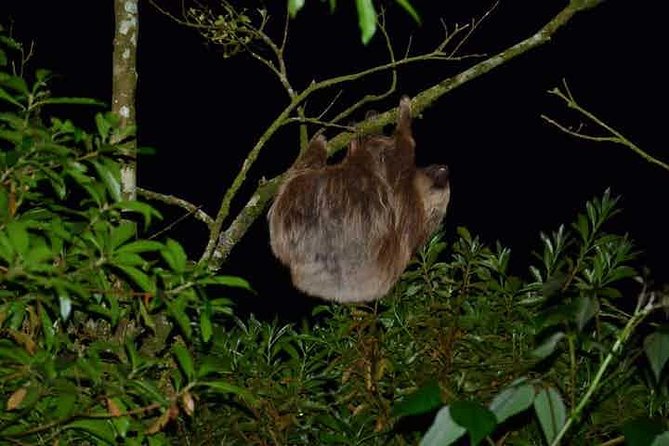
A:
544;81;669;172
137;187;213;227
204;0;606;269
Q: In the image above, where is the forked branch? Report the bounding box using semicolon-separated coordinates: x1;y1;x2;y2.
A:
542;80;669;172
203;0;607;270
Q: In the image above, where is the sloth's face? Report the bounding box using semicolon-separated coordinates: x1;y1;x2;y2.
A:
415;165;451;234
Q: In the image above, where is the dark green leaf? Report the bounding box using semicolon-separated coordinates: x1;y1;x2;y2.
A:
95;112;112;139
65;419;116;444
392;381;442;417
38;97;105;106
652;432;669;446
419;406;466;446
7;221;29;255
201;275;251;289
199;381;258;406
113;200;161;228
622;418;665;446
116;240;163;254
532;332;565;359
39;307;55;350
200;302;213;343
644;330;669;382
574;295;598;331
450;401;496;446
489;382;535;424
115;265;155;293
161;239;187;272
534;386;566;444
53;391;77;419
173;344;195;381
110;221;136;250
92;160;122;202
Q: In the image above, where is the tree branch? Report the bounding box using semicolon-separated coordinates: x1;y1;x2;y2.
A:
542;80;669;172
137;187;214;227
203;0;606;270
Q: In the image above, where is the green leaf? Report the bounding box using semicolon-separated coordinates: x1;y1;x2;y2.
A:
92;160;122;202
450;401;496;446
35;69;51;83
489;382;535;424
199;381;258;406
6;220;29;255
173;344;195;381
355;0;377;45
113;201;161;228
644;330;669;382
39;307;55;350
287;0;305;17
53;391;77;419
38;97;105;107
328;0;336;13
200;302;213;343
394;0;420;23
95;112;112;139
115;265;155;293
392;381;442;417
116;240;163;254
65;419;116;444
0;340;32;364
652;432;669;446
167;299;192;339
532;332;565;359
622;418;665;446
420;406;467;446
110;221;136;250
574;295;598;331
534;386;566;444
0;87;24;108
161;239;187;272
201;275;251;290
113;252;146;267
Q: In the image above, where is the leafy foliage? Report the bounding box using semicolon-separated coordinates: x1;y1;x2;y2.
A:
0;33;250;445
1;27;669;446
287;0;420;44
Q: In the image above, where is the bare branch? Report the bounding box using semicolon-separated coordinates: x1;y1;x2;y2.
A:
137;187;214;227
203;0;607;270
543;81;669;172
330;12;398;125
447;1;499;57
285;117;355;131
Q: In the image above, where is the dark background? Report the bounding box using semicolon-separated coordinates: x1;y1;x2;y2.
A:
2;1;667;313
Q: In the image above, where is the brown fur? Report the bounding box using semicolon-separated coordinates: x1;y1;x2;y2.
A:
268;97;451;302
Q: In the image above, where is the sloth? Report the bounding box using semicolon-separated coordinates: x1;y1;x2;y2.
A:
268;96;450;302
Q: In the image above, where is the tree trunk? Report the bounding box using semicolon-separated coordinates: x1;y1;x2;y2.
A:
112;0;139;200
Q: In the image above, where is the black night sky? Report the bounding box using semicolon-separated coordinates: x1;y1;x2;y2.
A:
2;1;667;314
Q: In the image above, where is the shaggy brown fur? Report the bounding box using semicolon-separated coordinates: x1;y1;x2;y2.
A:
268;97;451;302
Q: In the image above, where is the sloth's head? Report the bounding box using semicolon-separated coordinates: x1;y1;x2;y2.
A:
415;164;450;235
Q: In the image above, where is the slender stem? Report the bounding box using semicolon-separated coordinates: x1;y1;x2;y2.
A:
549;296;654;446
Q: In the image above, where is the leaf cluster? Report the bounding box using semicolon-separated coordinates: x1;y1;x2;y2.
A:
0;35;250;445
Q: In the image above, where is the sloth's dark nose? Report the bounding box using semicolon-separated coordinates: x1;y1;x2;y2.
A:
432;165;449;187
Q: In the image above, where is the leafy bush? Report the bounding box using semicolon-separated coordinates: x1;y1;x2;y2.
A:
1;29;668;446
0;32;250;445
